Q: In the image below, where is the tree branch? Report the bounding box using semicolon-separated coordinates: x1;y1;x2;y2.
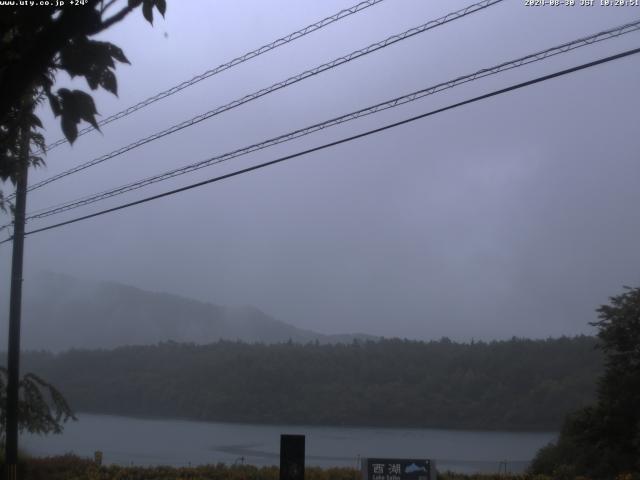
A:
99;4;135;31
101;0;120;14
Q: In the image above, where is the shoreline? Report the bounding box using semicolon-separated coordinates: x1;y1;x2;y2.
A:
68;411;560;436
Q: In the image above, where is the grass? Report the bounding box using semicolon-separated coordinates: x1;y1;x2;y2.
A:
5;454;640;480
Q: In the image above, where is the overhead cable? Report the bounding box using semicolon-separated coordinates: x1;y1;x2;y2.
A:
20;0;504;197
2;45;637;244
17;19;640;225
39;0;388;153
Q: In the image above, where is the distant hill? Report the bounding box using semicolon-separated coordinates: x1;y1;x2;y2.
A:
6;271;374;351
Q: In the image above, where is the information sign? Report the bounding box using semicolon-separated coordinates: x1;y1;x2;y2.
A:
363;458;435;480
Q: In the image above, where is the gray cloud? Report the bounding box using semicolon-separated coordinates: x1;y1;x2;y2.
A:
2;0;639;345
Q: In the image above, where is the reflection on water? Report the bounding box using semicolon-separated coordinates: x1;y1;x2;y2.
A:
22;413;556;474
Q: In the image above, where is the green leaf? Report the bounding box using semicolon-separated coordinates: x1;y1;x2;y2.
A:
84;69;101;90
58;89;101;142
59;38;118;90
155;0;166;17
31;132;46;152
100;70;118;96
82;7;103;34
29;155;44;168
61;114;78;144
107;43;130;65
41;72;54;90
70;90;99;130
58;89;79;122
48;93;61;117
28;113;43;129
142;0;153;24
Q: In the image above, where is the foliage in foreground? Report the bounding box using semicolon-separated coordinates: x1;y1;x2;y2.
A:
0;0;167;211
7;454;635;480
0;368;75;440
529;286;640;478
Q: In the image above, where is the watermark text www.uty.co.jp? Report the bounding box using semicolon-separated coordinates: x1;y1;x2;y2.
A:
0;0;89;7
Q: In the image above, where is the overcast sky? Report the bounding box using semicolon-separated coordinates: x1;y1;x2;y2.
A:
2;0;640;342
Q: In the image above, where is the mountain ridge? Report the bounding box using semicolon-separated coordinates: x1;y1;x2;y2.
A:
4;271;375;352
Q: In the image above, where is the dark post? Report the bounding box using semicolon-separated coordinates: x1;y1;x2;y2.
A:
280;434;305;480
5;123;30;480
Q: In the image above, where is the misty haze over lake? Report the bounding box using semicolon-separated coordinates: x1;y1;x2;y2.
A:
22;414;556;474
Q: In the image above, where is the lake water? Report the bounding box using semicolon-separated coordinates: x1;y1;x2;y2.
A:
22;414;556;474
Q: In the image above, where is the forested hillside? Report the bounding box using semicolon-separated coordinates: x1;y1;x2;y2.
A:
19;336;601;431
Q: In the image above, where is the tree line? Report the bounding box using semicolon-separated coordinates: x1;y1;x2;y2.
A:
15;336;601;431
530;287;640;477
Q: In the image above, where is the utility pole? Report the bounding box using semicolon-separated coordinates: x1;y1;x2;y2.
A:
5;118;30;480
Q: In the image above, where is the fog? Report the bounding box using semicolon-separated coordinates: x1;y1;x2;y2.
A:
2;0;640;344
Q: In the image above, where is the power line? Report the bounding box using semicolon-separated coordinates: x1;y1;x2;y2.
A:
3;45;637;245
16;19;640;225
39;0;388;153
19;0;504;197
